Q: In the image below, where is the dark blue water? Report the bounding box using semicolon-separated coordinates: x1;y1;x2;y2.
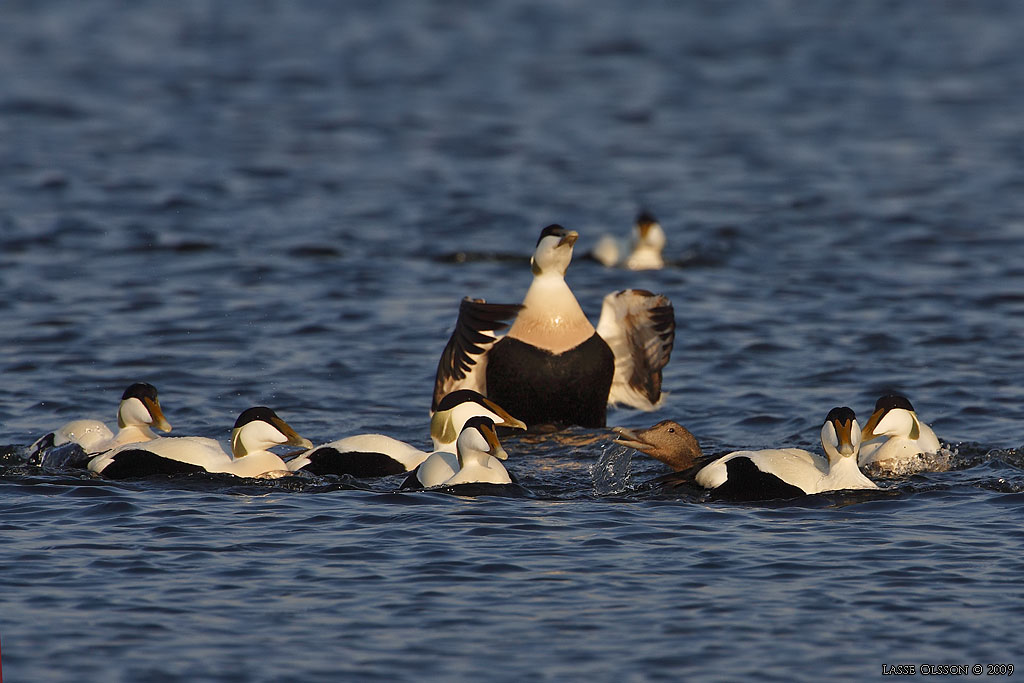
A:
2;1;1023;681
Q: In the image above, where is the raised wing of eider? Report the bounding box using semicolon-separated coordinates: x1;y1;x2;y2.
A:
400;416;514;489
288;390;525;477
694;407;877;501
88;406;311;479
431;300;523;409
432;224;675;429
858;393;942;475
596;289;675;412
30;382;173;468
592;211;667;271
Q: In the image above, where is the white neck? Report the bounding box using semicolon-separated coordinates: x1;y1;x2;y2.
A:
224;450;289;477
110;424;158;447
824;454;876;490
460;448;491;469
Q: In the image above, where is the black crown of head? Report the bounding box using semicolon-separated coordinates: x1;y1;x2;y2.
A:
436;389;488;412
122;382;158;401
825;406;857;424
537;224;570;245
461;415;496;432
234;406;279;429
875;394;914;413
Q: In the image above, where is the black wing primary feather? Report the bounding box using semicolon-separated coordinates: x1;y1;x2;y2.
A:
432;297;523;411
600;289;675;408
629;293;675;403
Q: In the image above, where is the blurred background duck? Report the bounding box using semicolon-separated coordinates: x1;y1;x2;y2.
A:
592;211;667;271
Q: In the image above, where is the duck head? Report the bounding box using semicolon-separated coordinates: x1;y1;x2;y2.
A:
431;390;527;451
821;406;862;463
456;415;508;467
117;382;172;433
634;211;666;252
613;420;702;471
861;394;921;441
231;407;312;457
531;224;579;276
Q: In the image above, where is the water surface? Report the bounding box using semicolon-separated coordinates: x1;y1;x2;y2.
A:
1;1;1023;681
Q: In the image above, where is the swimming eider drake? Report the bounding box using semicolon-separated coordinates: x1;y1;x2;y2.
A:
287;390;525;477
592;211;667;271
858;394;941;475
612;420;704;472
433;224;675;429
30;382;172;468
694;407;878;501
88;407;311;479
400;416;514;489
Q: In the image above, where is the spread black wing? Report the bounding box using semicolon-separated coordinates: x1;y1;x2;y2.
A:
432;297;523;412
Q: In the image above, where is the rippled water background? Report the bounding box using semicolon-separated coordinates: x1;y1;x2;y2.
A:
2;1;1024;680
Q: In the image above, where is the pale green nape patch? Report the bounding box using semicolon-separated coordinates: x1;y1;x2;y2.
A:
431;410;458;446
531;257;541;275
909;413;921;440
231;427;248;456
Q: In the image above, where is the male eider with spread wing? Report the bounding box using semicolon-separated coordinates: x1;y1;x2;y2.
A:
88;407;311;479
433;224;675;429
694;407;877;501
288;390;525;477
30;382;173;467
858;394;941;475
401;416;514;489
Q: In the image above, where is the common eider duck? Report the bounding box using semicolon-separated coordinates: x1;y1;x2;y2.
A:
400;416;513;489
30;382;172;468
592;211;667;271
30;419;114;462
694;407;878;501
88;407;311;479
433;224;675;429
612;420;703;472
287;390;525;477
858;394;941;475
